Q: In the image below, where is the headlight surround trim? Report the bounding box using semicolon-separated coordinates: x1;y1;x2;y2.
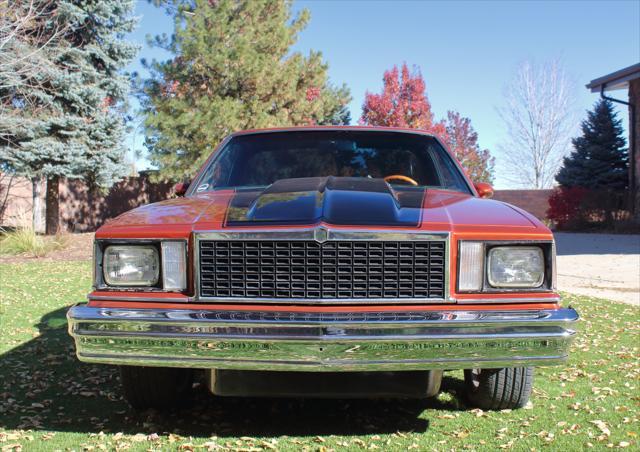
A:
456;240;553;294
94;239;188;292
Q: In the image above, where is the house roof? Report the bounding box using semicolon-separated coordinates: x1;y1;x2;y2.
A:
586;63;640;92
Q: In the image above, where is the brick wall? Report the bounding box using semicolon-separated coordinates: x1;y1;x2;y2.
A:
492;189;554;221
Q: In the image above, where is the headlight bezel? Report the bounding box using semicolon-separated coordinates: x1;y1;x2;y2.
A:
94;239;188;292
456;240;555;294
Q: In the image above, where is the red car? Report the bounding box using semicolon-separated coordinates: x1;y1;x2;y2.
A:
67;127;578;410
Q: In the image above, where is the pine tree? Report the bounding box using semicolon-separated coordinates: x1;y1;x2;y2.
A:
140;0;351;180
0;0;138;233
556;99;628;190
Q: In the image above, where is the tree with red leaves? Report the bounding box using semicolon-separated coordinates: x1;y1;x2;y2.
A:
361;63;444;133
444;111;495;183
361;63;494;184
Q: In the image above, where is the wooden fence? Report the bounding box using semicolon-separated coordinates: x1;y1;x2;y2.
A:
1;174;553;232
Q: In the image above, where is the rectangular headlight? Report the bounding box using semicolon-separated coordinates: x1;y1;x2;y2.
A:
488;246;544;288
161;241;187;291
103;245;159;286
458;241;484;291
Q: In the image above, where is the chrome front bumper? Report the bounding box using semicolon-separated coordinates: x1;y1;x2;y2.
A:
67;305;578;371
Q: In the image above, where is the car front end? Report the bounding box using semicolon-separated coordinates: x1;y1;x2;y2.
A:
67;127;578;409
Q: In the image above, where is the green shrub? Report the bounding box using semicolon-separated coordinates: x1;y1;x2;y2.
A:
0;228;68;257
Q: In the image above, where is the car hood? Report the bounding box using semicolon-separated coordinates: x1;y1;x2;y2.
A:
99;177;545;234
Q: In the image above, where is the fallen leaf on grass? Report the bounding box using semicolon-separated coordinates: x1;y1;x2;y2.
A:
498;439;514;449
259;440;277;450
536;431;555;442
590;420;611;437
1;446;22;452
453;429;470;439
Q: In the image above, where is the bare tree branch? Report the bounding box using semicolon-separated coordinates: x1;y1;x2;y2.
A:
498;60;576;189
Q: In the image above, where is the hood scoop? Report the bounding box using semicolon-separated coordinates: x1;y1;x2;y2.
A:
224;176;425;227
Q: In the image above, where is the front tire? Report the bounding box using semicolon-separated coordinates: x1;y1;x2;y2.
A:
119;366;194;410
464;367;534;410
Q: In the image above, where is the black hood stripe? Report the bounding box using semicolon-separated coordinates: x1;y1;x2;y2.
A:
223;177;426;228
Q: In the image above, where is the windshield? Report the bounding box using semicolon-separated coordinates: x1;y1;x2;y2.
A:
193;130;471;193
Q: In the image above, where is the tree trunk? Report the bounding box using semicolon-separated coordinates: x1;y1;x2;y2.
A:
31;177;44;233
45;175;60;235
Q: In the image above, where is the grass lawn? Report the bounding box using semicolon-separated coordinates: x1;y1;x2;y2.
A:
0;261;638;451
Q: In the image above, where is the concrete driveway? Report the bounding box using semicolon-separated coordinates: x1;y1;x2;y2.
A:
554;232;640;306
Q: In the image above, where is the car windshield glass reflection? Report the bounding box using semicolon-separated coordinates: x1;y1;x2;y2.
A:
195;131;470;193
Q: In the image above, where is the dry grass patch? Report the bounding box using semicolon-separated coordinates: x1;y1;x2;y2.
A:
0;228;69;257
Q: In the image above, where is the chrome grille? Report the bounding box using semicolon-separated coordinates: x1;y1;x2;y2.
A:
198;240;446;300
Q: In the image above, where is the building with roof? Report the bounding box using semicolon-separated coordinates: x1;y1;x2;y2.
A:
586;63;640;221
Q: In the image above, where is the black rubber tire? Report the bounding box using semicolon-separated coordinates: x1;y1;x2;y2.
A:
119;366;194;410
464;367;534;410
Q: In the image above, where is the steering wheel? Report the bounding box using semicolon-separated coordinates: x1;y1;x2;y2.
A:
384;174;419;186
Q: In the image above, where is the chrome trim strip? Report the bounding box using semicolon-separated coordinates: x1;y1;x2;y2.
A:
194;228;450;241
67;304;578;371
87;295;195;303
74;354;570;372
456;296;561;304
551;240;558;291
194;228;451;304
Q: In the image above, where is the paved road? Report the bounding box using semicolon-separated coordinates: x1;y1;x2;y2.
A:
554;232;640;306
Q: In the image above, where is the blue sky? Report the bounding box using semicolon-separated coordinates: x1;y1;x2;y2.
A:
125;0;640;188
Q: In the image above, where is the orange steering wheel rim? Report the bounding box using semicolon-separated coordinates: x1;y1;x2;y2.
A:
383;174;419;186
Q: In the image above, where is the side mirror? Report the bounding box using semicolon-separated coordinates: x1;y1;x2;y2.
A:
474;182;494;199
174;181;190;197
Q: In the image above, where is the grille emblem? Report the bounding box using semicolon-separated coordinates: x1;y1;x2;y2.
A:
314;226;329;243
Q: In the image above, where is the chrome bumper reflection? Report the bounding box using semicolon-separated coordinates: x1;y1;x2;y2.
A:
67;304;579;371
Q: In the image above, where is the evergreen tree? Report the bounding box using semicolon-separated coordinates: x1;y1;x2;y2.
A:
556;99;628;190
0;0;138;233
140;0;351;180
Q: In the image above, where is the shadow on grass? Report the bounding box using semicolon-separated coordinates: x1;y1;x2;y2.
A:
0;307;469;437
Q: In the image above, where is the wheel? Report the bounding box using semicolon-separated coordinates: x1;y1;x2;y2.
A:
464;367;534;410
424;370;443;398
119;366;194;410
